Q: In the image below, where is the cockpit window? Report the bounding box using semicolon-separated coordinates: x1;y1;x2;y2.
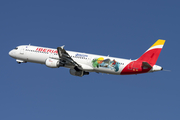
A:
14;47;18;50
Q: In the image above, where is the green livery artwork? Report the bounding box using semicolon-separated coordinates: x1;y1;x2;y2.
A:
92;57;120;72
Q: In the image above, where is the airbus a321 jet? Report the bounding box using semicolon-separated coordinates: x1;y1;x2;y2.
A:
9;39;165;77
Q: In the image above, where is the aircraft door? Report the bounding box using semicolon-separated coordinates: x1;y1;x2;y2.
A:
19;47;28;61
20;47;24;54
49;52;54;58
87;56;92;64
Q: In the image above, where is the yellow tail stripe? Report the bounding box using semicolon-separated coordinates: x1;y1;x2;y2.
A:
150;39;166;48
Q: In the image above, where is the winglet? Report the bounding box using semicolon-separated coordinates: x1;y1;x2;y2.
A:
57;45;65;57
61;45;65;49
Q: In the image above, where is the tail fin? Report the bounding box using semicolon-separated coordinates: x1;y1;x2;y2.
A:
137;39;165;66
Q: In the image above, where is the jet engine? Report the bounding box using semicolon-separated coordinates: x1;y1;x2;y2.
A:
69;68;89;77
45;58;60;68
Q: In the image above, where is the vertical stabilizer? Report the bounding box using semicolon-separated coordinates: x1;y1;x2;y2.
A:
137;39;165;66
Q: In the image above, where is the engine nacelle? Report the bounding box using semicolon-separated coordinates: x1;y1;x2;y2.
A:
69;69;89;77
45;58;60;68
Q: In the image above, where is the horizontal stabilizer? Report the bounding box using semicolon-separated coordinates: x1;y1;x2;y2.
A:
142;62;152;69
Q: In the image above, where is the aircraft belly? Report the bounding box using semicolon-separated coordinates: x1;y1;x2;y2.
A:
94;68;120;75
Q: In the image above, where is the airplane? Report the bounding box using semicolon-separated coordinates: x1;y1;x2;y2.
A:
9;39;165;77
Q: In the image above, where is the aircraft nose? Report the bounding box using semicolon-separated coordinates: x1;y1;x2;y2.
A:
9;50;12;56
9;50;15;57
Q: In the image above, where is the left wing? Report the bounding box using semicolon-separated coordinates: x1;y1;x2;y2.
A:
57;46;81;67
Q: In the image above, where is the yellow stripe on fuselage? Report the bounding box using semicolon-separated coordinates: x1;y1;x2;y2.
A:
150;39;165;48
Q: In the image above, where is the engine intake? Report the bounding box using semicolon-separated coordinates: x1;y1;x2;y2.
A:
45;58;60;68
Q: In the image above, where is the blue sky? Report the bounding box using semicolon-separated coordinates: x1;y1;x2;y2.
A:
1;0;180;120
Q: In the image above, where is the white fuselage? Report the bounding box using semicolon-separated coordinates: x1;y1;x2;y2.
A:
9;42;163;77
9;45;131;75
